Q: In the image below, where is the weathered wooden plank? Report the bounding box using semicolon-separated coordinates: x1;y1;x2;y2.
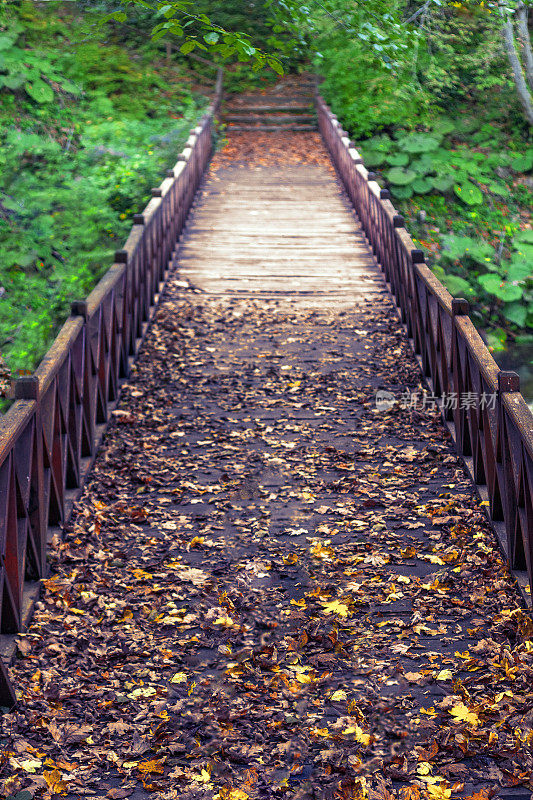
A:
177;162;383;299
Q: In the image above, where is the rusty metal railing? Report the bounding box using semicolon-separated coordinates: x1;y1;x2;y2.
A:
0;72;224;706
316;94;533;603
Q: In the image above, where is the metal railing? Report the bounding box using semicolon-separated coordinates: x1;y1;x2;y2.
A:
316;94;533;606
0;73;223;706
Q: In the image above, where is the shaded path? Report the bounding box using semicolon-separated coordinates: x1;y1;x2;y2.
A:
1;136;532;800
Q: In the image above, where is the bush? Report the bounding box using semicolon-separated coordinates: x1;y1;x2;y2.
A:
0;1;207;378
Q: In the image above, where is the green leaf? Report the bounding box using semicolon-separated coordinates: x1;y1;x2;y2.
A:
1;73;26;90
478;273;523;302
397;133;441;154
386;166;416;186
0;34;17;51
365;134;392;153
440;234;478;261
410;156;435;176
431;118;455;136
503;302;527;327
58;78;81;96
24;79;54;103
485;328;507;351
204;32;219;44
453;181;483;206
506;259;531;283
510;151;533;173
268;58;284;75
386;153;409;167
439;274;474;297
514;229;533;245
391;185;414;199
431;175;455;194
180;40;196;54
363;151;386;167
412;177;433;194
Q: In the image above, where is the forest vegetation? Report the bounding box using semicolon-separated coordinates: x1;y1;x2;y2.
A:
0;0;531;394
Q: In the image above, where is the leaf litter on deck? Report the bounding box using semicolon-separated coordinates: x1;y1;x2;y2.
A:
1;134;532;800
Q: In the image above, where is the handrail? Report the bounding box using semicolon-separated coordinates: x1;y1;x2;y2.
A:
316;93;533;602
0;70;224;706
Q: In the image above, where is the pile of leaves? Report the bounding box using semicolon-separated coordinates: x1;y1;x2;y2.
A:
1;229;532;797
214;131;335;169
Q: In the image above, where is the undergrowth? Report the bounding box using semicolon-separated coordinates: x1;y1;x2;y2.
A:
0;1;208;387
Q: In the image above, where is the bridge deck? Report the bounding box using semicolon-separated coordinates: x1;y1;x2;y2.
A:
178;160;385;301
2;134;532;798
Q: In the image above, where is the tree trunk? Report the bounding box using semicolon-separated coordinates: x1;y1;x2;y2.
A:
501;11;533;125
516;2;533;91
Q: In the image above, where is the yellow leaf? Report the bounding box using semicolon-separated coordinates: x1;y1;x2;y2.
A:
170;672;187;684
494;690;512;702
311;726;330;737
193;768;212;783
426;784;452;800
190;536;205;547
43;769;68;795
310;542;335;560
137;758;165;775
213;615;234;627
417;762;432;776
354;724;372;745
228;790;249;800
435;669;453;681
449;702;479;727
295;673;313;684
321;600;349;617
283;553;298;564
290;598;307;608
426;554;445;565
128;685;157;699
19;758;42;773
330;689;347;701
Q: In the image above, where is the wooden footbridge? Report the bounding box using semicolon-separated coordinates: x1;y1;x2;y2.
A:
1;73;532;787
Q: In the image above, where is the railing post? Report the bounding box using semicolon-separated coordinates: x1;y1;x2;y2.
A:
497;370;522;568
0;659;16;708
450;298;470;450
14;375;46;579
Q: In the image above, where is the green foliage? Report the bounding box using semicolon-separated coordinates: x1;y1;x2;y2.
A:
112;0;284;74
429;227;533;334
453;181;483;206
0;1;206;375
386;166;417;186
315;32;424;137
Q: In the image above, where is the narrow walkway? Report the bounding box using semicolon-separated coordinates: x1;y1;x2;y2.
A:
2;135;532;800
178;149;384;300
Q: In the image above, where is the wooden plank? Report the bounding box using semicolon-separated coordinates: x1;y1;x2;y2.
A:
177;160;383;297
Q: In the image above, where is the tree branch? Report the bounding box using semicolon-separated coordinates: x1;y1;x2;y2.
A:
500;7;533;124
516;1;533;91
404;0;432;26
